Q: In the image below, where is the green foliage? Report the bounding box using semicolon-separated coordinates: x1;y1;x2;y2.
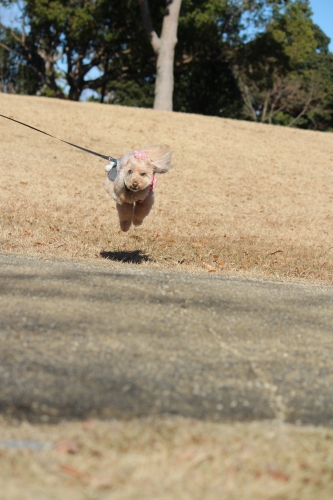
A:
1;0;151;100
233;0;333;129
42;86;58;98
103;80;155;108
174;59;243;117
0;0;332;130
0;25;40;94
173;0;252;116
267;0;317;66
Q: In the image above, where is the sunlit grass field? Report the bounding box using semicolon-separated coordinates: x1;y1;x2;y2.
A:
1;93;333;284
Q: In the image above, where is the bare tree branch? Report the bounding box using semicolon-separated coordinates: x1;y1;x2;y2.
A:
0;41;20;59
232;66;257;121
0;42;46;83
137;0;161;54
261;91;269;122
287;83;315;127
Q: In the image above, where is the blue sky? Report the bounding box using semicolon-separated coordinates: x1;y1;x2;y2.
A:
309;0;333;51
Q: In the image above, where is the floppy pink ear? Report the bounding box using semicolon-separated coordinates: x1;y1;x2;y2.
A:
142;144;172;174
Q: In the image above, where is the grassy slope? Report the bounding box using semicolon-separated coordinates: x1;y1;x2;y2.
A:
1;93;333;283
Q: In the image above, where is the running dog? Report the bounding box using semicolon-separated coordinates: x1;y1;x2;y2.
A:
104;144;172;232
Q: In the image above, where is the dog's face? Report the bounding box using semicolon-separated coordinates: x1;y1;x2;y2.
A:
121;156;154;192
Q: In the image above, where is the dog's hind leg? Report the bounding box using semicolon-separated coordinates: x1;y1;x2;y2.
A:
133;194;154;226
117;202;134;232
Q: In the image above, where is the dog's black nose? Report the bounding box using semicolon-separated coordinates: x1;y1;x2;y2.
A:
131;182;138;190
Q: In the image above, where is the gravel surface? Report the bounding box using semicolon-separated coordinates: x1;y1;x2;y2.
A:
1;253;333;425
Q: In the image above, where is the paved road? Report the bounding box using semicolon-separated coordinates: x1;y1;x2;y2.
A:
1;254;333;426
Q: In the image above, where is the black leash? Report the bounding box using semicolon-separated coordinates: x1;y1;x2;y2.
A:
0;112;118;180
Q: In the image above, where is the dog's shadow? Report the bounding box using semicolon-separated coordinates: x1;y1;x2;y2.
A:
100;249;152;264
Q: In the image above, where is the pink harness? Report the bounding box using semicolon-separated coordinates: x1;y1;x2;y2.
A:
138;176;156;203
148;175;156;195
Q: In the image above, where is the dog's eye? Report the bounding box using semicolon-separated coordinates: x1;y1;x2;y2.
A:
140;173;147;177
128;169;133;175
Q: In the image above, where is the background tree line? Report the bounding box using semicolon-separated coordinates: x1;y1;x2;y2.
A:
1;0;332;131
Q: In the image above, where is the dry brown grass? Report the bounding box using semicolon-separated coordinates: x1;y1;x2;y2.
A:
1;93;333;283
1;416;333;500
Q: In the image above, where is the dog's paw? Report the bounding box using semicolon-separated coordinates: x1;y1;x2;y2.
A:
133;218;143;227
120;220;132;232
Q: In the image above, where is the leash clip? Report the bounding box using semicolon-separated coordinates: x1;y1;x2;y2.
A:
105;157;118;181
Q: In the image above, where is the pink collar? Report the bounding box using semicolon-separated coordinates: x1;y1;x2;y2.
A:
138;176;156;204
148;175;156;195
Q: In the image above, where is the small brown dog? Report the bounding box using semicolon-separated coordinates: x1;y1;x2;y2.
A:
104;144;172;232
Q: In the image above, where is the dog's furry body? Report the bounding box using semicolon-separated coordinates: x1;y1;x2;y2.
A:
104;144;171;232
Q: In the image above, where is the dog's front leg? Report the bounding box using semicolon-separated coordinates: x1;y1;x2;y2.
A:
117;202;134;232
133;194;154;227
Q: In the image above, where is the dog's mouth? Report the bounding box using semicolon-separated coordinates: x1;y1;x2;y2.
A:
125;178;151;192
124;180;138;192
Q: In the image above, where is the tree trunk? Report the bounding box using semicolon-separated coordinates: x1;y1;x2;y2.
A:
138;0;182;111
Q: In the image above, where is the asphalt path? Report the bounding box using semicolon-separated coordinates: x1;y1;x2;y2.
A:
0;254;333;426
